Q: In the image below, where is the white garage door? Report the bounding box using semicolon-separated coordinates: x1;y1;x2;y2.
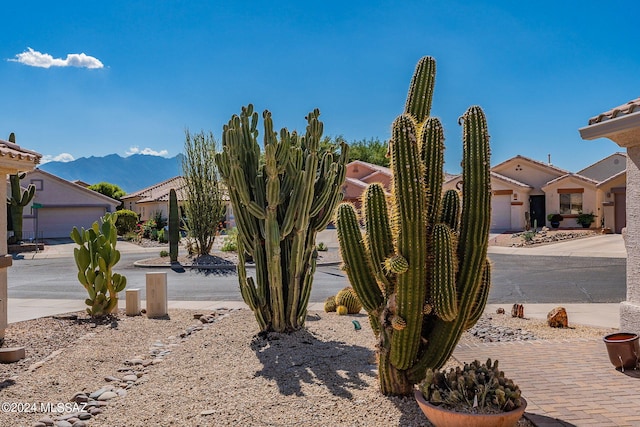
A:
491;195;511;232
37;207;107;238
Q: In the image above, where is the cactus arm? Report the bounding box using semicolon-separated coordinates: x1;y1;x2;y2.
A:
389;114;427;371
404;56;436;124
464;259;491;330
421;118;445;226
431;224;458;322
440;189;461;231
336;203;384;313
363;183;395;295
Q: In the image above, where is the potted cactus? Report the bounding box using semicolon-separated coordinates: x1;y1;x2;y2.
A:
336;56;492;395
415;359;527;426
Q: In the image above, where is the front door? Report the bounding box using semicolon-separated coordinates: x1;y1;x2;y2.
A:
614;191;626;234
529;195;546;229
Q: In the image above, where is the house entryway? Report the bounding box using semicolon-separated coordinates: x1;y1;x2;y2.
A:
529;195;546;229
613;188;626;233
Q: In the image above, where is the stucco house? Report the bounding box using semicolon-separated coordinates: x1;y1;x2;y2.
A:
342;161;392;208
120;176;186;222
16;169;120;239
443;153;627;233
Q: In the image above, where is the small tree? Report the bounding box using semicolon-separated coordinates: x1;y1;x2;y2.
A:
88;182;126;209
182;130;225;256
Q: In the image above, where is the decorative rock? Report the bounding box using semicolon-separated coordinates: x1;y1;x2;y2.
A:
97;391;118;401
32;423;47;427
547;306;569;328
200;409;216;416
72;422;87;427
496;307;505;314
126;358;144;365
122;374;138;382
89;408;103;416
77;412;92;420
89;388;110;399
71;392;88;403
38;417;54;426
193;313;203;319
54;421;73;427
511;303;524;318
116;388;128;397
104;375;120;382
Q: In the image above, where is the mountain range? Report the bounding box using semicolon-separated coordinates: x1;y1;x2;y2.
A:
39;154;184;193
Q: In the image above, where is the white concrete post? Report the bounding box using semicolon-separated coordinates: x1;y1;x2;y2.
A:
145;272;168;318
125;289;141;316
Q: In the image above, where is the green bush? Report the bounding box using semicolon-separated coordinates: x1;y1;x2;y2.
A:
141;219;157;238
115;209;139;235
160;250;169;257
123;231;139;242
316;242;328;251
220;227;238;252
158;229;168;243
151;210;167;229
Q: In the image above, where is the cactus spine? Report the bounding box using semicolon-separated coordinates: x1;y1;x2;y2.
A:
71;212;127;317
336;56;491;395
216;104;348;333
169;188;179;262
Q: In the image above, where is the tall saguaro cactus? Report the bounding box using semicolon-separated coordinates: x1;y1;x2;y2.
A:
216;104;348;333
336;56;492;395
168;188;179;262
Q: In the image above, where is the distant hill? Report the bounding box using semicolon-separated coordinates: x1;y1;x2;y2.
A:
39;154;184;193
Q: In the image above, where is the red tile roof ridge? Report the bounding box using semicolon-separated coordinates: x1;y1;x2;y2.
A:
588;97;640;125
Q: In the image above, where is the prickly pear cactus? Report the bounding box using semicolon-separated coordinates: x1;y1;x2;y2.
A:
71;212;127;317
216;104;348;333
336;56;492;395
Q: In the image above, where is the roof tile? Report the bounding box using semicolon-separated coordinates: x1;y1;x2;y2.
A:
588;97;640;125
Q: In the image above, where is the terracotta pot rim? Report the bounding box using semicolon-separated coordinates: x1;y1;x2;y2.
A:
414;389;527;417
603;332;639;343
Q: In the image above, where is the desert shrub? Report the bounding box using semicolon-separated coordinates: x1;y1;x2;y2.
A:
159;250;169;257
316;242;328;251
115;210;139;235
123;231;139;242
151;210;167;229
158;229;168;244
141;219;157;238
220;227;238;252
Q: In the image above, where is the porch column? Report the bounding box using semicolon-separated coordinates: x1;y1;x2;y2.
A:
0;168;12;339
621;145;640;331
579;100;640;331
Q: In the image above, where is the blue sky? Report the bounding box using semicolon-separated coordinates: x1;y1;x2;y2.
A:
0;1;638;173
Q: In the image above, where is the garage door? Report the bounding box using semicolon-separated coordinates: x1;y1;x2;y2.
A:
36;207;107;238
491;195;511;232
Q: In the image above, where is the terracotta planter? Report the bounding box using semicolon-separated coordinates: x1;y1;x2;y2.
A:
414;390;527;427
603;332;640;370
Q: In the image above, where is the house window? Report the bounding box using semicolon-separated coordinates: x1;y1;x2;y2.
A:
559;193;583;215
30;179;44;191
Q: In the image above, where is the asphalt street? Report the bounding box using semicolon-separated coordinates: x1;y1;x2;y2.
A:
7;251;626;304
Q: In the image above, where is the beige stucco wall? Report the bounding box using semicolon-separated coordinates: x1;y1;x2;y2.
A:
542;177;598;228
596;173;626;230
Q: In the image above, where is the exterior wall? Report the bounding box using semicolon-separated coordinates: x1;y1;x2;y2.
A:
579;153;626;181
138;202;167;222
596;173;626;231
543;178;597;228
493;159;562;194
345;162;388;181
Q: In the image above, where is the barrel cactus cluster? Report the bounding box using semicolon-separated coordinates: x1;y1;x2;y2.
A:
216;104;348;333
323;287;362;315
336;56;492;395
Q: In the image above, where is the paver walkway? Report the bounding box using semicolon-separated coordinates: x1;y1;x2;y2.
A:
454;338;640;426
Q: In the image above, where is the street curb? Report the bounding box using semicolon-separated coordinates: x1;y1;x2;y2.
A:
132;260;342;269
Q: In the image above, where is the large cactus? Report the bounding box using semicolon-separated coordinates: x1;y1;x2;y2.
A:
216;104;348;333
336;56;491;395
8;173;35;242
71;212;127;317
7;132;36;243
169;188;179;262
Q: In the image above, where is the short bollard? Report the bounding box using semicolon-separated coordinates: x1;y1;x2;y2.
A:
126;289;141;316
146;272;168;318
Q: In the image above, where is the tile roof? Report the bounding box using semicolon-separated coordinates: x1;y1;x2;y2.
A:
588;98;640;125
492;154;570;176
490;171;533;188
0;138;41;164
544;172;599;187
121;176;186;201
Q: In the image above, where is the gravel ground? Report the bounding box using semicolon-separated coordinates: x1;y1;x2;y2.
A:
0;306;615;427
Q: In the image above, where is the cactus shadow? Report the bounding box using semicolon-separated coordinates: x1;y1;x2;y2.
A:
250;329;376;398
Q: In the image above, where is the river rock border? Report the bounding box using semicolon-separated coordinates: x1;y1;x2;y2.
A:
31;308;238;427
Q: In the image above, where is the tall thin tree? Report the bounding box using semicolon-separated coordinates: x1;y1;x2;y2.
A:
181;130;224;256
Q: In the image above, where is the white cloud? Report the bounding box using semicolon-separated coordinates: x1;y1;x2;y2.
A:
40;153;75;164
9;47;104;69
125;146;170;157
